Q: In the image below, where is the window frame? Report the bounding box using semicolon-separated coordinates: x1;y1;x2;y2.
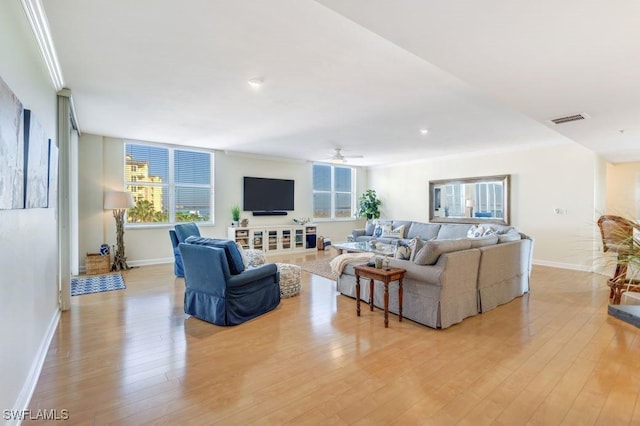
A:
124;140;214;228
312;163;356;221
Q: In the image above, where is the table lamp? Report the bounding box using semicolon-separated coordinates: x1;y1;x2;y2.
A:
104;191;134;271
465;199;475;217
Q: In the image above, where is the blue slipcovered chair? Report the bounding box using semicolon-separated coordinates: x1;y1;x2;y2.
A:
178;241;280;325
169;223;201;277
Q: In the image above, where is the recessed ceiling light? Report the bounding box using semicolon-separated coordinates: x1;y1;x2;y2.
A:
248;78;263;88
420;128;429;135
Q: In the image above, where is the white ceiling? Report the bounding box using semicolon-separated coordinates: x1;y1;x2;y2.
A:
41;0;640;166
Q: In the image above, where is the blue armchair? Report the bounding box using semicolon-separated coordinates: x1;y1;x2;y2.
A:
169;223;201;277
179;243;280;325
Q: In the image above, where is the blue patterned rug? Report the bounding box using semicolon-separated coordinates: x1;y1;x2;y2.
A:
71;273;126;296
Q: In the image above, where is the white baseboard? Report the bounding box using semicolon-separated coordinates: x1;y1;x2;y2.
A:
11;308;60;426
533;259;593;272
128;257;173;267
79;257;173;273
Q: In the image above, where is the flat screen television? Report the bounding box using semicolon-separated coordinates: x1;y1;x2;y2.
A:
243;177;295;213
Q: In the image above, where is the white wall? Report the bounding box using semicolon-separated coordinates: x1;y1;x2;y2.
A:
606;162;640;218
368;142;606;270
78;134;367;266
0;0;59;415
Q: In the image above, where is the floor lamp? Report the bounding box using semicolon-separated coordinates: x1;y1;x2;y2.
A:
104;191;135;271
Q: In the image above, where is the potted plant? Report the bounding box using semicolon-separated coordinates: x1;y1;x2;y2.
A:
231;205;241;227
356;189;381;220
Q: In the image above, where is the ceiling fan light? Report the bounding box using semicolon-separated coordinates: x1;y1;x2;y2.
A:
331;158;345;164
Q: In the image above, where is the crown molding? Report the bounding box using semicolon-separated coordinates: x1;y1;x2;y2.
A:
20;0;64;91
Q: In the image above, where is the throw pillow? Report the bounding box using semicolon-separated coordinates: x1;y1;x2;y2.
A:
414;239;472;265
373;223;383;238
467;225;497;238
235;242;249;269
497;229;521;243
382;224;405;239
394;245;411;260
373;220;392;238
407;237;425;262
185;236;246;275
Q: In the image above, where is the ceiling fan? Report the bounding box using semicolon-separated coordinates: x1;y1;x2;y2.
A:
328;148;363;164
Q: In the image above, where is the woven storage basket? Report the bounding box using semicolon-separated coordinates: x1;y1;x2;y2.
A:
86;253;110;275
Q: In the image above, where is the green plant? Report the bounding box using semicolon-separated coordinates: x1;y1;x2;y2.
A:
356;189;381;220
231;205;241;222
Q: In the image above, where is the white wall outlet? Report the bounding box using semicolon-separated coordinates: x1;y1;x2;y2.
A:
554;208;568;215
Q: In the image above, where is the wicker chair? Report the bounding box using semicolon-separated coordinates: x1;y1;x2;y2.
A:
597;215;640;303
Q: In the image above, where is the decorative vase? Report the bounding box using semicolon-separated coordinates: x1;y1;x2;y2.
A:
231;221;239;227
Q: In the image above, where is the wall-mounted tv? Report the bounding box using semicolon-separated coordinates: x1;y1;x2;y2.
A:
243;177;294;213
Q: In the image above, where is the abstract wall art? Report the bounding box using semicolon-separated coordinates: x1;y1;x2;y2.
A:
0;75;25;210
23;109;50;208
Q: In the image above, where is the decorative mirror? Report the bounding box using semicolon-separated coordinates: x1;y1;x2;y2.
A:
429;175;510;225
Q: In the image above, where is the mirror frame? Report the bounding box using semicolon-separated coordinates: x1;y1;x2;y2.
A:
429;174;511;225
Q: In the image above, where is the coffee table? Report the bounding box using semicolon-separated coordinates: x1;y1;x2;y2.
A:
353;264;406;328
333;241;396;256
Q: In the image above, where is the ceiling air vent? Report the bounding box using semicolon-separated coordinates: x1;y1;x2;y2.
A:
549;113;589;125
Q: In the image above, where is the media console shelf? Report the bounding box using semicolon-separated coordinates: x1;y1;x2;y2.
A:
228;224;317;254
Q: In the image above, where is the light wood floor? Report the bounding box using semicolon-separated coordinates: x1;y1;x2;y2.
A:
26;251;640;425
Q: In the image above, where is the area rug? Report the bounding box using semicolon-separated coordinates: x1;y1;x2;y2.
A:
71;273;126;296
300;257;338;280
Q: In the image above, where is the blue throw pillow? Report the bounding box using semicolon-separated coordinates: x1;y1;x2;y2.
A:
212;240;246;275
184;236;246;275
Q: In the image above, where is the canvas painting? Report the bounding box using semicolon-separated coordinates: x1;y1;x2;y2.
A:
48;139;58;208
24;109;50;208
0;75;24;209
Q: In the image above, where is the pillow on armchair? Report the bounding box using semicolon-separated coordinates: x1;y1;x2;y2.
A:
185;236;246;275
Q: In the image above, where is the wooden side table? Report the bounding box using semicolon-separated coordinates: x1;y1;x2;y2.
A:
354;265;406;328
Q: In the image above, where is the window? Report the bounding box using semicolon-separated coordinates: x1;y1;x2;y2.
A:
312;164;354;219
474;182;504;218
124;142;213;225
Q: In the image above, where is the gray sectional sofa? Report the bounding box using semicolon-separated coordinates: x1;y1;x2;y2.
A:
337;220;533;329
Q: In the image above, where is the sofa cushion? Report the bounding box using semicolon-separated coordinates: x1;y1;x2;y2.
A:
414;239;472;265
468;235;499;248
185;236;246;275
407;222;440;240
365;220;376;236
437;224;472;240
